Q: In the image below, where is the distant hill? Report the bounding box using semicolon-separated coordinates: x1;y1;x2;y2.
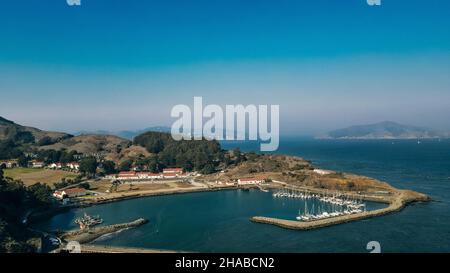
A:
321;121;447;139
74;126;171;140
0;117;171;163
0;116;71;142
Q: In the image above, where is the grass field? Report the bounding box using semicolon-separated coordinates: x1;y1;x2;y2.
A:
3;168;78;187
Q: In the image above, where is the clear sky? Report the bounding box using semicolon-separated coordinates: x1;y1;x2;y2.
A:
1;0;449;134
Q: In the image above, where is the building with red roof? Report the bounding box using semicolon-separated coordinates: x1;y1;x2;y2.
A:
53;187;87;199
237;177;265;185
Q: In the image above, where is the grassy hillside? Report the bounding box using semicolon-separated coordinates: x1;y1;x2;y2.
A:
0;116;71;142
38;134;148;163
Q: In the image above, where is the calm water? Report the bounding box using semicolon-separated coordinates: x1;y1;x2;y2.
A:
37;138;450;252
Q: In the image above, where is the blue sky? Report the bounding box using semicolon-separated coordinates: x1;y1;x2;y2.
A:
1;0;449;134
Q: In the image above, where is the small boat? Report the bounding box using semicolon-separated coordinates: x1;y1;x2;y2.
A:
75;213;103;229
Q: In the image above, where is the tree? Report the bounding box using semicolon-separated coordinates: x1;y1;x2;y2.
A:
79;182;90;190
27;183;53;206
147;156;160;172
223;155;231;167
201;164;215;174
13;131;35;144
53;180;69;190
102;160;116;174
0;140;22;160
109;180;121;192
233;148;243;164
0;168;6;190
79;157;98;176
60;150;77;163
37;136;54;146
119;159;133;171
17;155;28;167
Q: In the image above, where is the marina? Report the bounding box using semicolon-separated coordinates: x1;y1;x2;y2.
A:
35;189;390;252
252;191;409;230
272;189;366;221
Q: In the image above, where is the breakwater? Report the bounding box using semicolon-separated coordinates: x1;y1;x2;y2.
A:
61;218;148;244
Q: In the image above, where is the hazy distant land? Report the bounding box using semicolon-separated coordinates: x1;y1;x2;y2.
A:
319;121;449;140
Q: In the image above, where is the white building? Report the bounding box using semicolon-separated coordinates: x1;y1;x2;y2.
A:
237;177;265;185
67;162;80;170
49;162;64;169
163;168;183;175
104;174;117;180
31;161;45;168
117;171;139;180
53;188;87;199
137;172;162;179
313;169;333;175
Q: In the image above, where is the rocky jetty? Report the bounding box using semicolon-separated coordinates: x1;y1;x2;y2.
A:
61;218;148;244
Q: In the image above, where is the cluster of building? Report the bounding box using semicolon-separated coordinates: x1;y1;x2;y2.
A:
107;168;190;181
48;162;80;170
0;159;81;170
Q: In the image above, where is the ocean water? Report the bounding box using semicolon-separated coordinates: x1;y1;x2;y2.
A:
37;138;450;252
